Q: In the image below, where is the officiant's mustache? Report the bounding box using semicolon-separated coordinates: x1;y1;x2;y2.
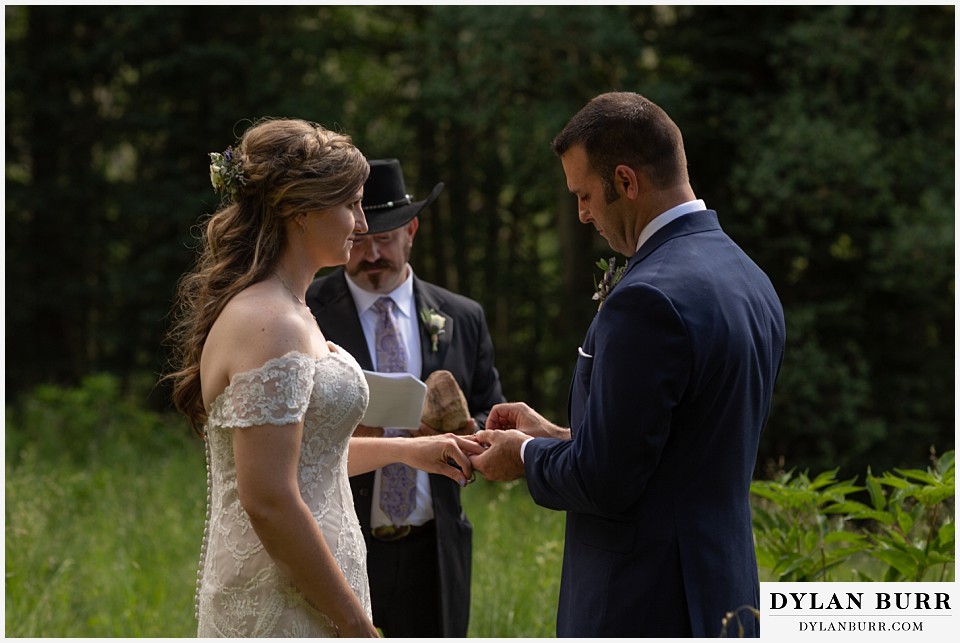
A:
356;259;397;273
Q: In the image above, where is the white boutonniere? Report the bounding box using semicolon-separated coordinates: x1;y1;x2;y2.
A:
420;307;446;352
592;256;627;311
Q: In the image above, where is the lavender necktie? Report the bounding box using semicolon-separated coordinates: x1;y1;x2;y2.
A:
372;296;417;525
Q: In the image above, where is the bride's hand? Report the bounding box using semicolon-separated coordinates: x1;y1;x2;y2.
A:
400;433;485;486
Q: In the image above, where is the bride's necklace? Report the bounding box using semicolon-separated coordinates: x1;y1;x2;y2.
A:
274;272;306;307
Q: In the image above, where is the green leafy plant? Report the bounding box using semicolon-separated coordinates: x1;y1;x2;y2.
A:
751;468;869;580
751;450;954;581
834;450;955;581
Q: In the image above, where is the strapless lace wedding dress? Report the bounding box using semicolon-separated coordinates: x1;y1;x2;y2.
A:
195;349;371;637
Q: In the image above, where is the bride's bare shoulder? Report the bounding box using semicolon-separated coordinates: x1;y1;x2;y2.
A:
205;284;315;376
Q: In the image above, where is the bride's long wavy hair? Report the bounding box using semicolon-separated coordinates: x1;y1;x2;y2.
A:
164;118;369;436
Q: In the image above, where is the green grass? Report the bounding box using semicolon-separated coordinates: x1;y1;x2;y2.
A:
4;375;565;637
4;436;564;637
5;433;205;637
5;376;206;637
463;479;564;637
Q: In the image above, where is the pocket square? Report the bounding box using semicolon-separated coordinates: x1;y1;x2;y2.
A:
577;346;593;358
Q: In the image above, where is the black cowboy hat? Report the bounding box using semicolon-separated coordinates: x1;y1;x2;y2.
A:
362;159;444;234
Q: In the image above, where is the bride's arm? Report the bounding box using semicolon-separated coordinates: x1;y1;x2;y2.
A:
234;420;379;637
347;434;484;484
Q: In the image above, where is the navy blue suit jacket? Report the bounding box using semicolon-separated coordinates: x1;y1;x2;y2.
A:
524;210;785;637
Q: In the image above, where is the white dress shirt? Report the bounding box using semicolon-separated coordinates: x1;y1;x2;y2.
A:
519;200;706;463
345;267;434;527
635;199;706;252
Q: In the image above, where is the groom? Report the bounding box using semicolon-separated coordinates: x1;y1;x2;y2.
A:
471;93;785;637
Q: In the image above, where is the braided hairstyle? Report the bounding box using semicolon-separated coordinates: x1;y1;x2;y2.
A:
164;118;369;435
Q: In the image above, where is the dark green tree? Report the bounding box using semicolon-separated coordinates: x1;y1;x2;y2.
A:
660;5;954;474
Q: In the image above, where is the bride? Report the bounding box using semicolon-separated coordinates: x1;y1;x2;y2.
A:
163;118;482;637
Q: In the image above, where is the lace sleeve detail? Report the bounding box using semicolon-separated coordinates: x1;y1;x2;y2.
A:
208;352;316;429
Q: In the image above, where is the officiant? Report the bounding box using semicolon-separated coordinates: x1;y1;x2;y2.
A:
306;158;506;638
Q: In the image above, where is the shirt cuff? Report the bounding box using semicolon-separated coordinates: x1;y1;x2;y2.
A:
520;437;534;463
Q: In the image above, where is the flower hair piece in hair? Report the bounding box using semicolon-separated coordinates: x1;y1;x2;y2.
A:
208;146;246;201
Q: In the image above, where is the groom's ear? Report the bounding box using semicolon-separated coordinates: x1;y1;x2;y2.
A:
613;164;640;199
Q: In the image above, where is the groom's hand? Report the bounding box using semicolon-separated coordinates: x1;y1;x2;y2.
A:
487;402;571;440
469;429;527;481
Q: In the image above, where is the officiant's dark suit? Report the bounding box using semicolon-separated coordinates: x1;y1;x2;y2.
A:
473;93;785;638
306;159;505;637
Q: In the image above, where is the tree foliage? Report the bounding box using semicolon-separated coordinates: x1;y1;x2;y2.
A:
4;5;954;476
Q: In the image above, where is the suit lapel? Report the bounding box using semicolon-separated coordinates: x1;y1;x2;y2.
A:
413;278;451;378
313;271;374;370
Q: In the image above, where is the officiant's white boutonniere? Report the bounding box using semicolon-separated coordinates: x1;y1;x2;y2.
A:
592;256;627;311
420;307;446;352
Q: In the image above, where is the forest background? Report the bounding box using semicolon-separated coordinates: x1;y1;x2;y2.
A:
5;6;955;495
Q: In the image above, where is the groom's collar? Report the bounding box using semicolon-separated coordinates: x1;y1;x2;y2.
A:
635;199;706;253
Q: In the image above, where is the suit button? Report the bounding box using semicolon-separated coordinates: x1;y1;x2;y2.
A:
359;488;369;497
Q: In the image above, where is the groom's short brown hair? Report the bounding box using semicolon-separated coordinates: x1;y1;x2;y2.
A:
552;92;689;202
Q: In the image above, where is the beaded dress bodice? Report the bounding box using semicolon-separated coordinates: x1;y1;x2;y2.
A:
196;349;370;637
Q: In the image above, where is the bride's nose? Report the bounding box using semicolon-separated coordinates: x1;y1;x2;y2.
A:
354;206;368;235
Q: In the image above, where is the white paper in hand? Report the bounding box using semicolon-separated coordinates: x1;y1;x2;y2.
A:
361;370;427;429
